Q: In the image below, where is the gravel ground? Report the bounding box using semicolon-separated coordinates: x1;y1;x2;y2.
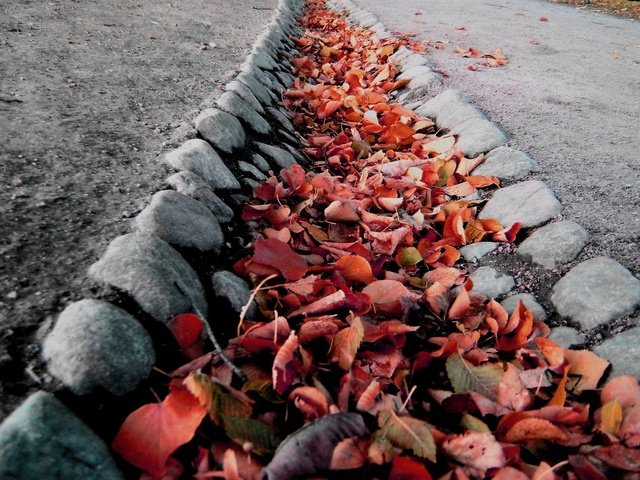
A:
0;0;277;420
353;0;640;277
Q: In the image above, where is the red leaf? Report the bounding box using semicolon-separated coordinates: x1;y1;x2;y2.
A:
389;455;432;480
253;237;307;281
334;255;376;284
112;387;207;478
167;313;203;350
362;279;416;315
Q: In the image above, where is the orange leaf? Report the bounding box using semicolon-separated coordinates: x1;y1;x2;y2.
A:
272;331;299;394
564;349;609;393
289;386;330;420
503;417;567;443
362;279;414;315
330;316;364;369
325;200;361;222
317;100;343;119
112;387;207;478
335;255;376;284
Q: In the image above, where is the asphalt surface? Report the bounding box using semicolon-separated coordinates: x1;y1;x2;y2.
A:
354;0;640;275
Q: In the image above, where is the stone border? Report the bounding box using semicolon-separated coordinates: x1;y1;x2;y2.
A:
0;0;308;477
328;0;640;371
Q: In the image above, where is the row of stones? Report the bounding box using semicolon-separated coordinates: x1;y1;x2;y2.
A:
329;0;640;370
0;1;307;478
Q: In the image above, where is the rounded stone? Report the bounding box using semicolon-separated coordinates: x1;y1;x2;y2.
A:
469;266;515;299
452;117;508;157
43;299;155;395
517;221;589;269
479;180;562;229
255;142;297;168
216;91;271;135
195;107;246;154
460;242;497;262
225;79;264;113
0;392;123;479
167;171;234;223
473;146;539;180
88;233;207;323
594;327;640;378
135;190;223;253
549;327;584;347
551;256;640;329
500;293;546;320
211;271;257;320
163;139;240;190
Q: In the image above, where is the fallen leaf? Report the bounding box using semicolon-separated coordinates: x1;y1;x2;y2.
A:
253;237;307;281
334;255;376;283
362;279;415;315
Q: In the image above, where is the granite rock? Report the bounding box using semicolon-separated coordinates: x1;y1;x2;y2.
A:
0;392;123;479
518;221;589;269
479;180;562;228
135;190;223;253
551;256;640;329
217;91;271;135
469;266;515;299
500;293;546;320
549;326;585;347
460;242;497;262
167;171;234;223
43;299;155;395
88;233;207;323
195;108;245;154
594;326;640;377
473;146;538;180
255;142;297;168
211;271;257;320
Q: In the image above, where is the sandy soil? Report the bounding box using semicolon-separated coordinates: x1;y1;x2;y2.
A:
354;0;640;277
0;0;276;420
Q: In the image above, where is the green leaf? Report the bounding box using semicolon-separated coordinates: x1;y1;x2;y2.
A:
378;409;436;462
445;353;503;401
223;416;282;456
242;378;284;404
184;371;252;425
460;413;490;433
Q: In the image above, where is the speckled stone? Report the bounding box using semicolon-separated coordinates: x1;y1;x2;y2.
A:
517;221;589;269
549;327;585;347
460;242;497;262
595;326;640;377
195;108;245;154
166;171;234;223
255;142;297;168
551;256;640;329
469;266;515;299
473;146;539;180
500;293;546;320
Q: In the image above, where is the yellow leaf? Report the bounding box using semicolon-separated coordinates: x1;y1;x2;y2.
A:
378;408;437;462
600;399;623;435
329;316;364;370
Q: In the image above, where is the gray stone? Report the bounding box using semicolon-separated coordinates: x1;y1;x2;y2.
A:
135;190;223;253
397;65;436;82
284;143;307;164
0;392;123;479
460;242;497;262
255;142;297;168
236;72;277;105
243;178;262;190
267;106;295;132
89;233;207;323
42;299;155;395
251;153;271;173
167;171;234;223
400;54;430;71
279;129;300;147
479;180;562;228
389;46;413;64
216;91;271;135
212;271;257;320
275;70;294;89
551;256;640;329
500;293;546;320
238;161;267;181
195;108;245;154
595;326;640;377
518;221;589;269
163;138;240;190
225;80;264;113
469;266;515;299
248;50;278;71
473;146;539;180
452;117;508;157
415;90;485;129
549;327;584;347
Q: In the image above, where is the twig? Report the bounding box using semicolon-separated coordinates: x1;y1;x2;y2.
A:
237;274;278;336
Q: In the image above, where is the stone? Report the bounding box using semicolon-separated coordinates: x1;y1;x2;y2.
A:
195;108;245;154
216;91;271;135
238;161;267;181
167;171;234;223
549;327;584;347
211;271;257;320
251;153;271;173
400;54;430;71
397;65;436;82
460;242;497;262
275;70;294;88
284;143;307;164
135;190;223;253
469;266;515;299
89;233;207;323
279;129;300;147
42;299;155;395
594;327;640;378
479;180;562;228
389;46;413;64
243;178;262;190
255;142;297;168
225;80;264;113
500;293;546;320
518;221;589;269
237;71;276;106
0;392;123;479
551;256;640;329
267;106;295;132
452;117;508;157
163;139;240;190
248;50;278;71
415;90;485;129
473;146;539;180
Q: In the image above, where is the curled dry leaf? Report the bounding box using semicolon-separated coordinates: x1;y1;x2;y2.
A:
362;279;416;315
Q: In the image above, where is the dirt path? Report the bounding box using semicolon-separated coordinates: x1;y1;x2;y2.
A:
352;0;640;276
0;0;277;419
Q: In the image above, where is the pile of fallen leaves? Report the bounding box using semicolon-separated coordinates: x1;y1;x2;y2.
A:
110;1;640;479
